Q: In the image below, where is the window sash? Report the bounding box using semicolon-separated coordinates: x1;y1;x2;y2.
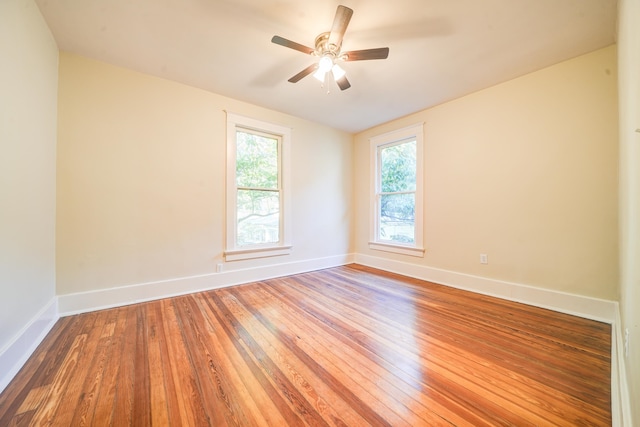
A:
234;128;283;248
378;139;417;193
235;128;280;190
236;189;280;247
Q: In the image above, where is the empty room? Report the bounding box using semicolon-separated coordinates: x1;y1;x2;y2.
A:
1;0;639;425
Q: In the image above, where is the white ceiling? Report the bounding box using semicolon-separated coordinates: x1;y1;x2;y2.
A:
35;0;617;133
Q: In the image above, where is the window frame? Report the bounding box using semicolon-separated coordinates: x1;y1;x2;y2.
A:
369;123;425;257
225;112;292;261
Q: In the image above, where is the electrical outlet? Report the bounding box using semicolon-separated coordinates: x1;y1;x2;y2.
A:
480;254;488;264
624;328;630;358
216;263;223;273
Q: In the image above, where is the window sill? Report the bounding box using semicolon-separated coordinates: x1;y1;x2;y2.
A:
224;245;293;262
368;242;425;257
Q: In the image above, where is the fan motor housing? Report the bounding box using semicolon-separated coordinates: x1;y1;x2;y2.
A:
314;32;341;57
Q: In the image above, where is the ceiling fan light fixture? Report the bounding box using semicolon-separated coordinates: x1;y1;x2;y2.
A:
331;64;346;80
271;5;389;91
313;55;334;81
319;55;333;72
313;68;326;82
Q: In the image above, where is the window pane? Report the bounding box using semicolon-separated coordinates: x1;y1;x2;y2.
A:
380;140;416;193
236;131;278;189
379;193;415;243
237;189;279;245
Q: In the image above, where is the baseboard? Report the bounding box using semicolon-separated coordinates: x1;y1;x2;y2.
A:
611;304;633;427
58;254;355;316
354;254;617;323
0;297;59;394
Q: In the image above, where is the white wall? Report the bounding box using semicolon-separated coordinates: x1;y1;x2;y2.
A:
56;52;353;308
617;0;640;424
0;0;59;390
354;46;618;301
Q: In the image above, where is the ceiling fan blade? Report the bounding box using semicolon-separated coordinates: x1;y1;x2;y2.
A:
288;63;318;83
336;75;351;91
327;5;353;48
343;47;390;61
271;35;315;55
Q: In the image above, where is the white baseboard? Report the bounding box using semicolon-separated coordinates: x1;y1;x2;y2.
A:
355;254;617;323
0;297;59;394
58;254;355;316
611;305;633;427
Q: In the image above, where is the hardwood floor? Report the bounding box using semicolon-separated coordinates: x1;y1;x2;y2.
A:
0;264;611;426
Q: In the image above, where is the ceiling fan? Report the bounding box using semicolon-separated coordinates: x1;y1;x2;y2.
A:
271;5;389;91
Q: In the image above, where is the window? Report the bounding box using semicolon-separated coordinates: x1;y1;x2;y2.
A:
225;113;292;261
370;123;424;257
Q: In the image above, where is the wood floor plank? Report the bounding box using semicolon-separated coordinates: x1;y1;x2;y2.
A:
0;264;611;426
146;302;170;426
68;315;113;426
29;333;88;425
192;292;290;427
208;290;335;427
161;297;210;426
311;268;611;410
0;316;77;423
172;296;230;426
324;270;609;422
241;282;470;426
92;306;129;424
219;287;385;427
185;292;276;426
110;304;138;425
30;310;109;426
265;275;533;426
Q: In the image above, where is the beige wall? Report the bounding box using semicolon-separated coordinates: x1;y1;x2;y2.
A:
0;0;58;351
618;0;640;423
354;45;618;300
56;52;353;295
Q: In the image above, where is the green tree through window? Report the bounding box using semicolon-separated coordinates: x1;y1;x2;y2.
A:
235;130;280;246
378;139;416;243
